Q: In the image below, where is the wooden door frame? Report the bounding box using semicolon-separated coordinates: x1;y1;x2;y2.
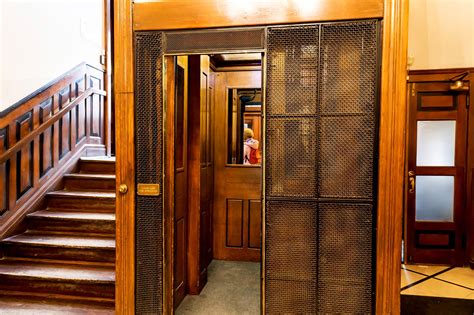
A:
114;0;409;314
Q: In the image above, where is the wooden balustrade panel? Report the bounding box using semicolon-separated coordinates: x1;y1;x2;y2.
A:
15;112;34;199
75;77;87;144
0;63;106;237
58;86;72;160
39;98;53;177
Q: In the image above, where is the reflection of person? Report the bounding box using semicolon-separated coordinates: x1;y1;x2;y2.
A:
243;128;259;165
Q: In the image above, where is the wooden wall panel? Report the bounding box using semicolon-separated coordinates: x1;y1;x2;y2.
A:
58;86;71;159
0;127;8;215
39;98;53;177
89;75;103;137
248;199;261;249
75;78;87;144
15;112;33;199
226;199;244;247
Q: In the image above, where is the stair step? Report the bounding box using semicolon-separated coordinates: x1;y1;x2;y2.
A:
2;233;115;263
46;191;115;211
64;174;116;192
79;157;115;174
0;295;114;314
27;210;115;234
0;260;115;300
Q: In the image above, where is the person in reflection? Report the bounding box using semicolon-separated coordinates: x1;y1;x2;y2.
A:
243;128;259;165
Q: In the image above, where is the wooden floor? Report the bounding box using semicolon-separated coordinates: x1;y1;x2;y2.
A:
0;157;116;312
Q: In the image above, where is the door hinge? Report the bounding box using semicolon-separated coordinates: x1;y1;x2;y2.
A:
467;94;470;109
411;83;416;97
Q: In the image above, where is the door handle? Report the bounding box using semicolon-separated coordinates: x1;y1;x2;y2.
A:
408;171;415;194
119;184;128;194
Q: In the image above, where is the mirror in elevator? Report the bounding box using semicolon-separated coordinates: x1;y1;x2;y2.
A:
227;88;262;165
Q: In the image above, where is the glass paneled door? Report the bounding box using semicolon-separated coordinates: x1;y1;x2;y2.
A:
407;81;468;265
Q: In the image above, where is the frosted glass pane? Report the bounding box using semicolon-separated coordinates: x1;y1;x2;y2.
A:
417;120;455;166
416;176;454;222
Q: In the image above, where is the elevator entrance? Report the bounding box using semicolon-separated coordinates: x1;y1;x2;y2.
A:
134;22;381;313
169;53;263;312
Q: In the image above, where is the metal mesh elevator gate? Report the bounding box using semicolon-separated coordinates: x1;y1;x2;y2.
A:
133;19;380;314
134;32;164;314
265;20;380;313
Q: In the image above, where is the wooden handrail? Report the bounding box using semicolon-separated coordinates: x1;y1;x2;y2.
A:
0;88;106;164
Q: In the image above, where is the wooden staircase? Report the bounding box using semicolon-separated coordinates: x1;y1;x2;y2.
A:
0;157;116;313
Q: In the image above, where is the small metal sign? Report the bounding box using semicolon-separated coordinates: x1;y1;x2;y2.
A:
137;184;160;196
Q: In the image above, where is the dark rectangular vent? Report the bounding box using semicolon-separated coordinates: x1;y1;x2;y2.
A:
164;28;265;53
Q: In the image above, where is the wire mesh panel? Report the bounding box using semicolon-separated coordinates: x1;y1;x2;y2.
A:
265;20;379;314
265;201;318;282
134;31;164;314
266;25;319;117
319;115;374;199
265;201;318;313
266;118;317;198
265;25;319;199
319;21;378;115
318;203;373;313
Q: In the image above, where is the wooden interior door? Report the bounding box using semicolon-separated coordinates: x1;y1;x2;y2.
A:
199;55;214;271
174;56;188;307
407;81;468;265
213;70;262;262
186;55;213;294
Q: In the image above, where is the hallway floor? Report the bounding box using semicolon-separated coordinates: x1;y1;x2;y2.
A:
401;264;474;299
176;260;260;315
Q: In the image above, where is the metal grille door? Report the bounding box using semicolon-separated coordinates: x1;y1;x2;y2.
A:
265;20;380;313
134;32;164;314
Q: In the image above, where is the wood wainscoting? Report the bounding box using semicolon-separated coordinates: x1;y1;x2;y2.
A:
0;63;107;240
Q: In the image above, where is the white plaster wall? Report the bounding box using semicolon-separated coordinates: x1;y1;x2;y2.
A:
0;0;104;110
408;0;474;70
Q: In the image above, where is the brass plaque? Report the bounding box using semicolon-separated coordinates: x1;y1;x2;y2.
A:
137;184;161;196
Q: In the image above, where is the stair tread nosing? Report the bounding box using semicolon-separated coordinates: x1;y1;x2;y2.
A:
28;210;115;221
0;296;114;314
63;173;116;180
79;157;116;163
47;191;116;198
0;260;115;283
3;234;115;249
